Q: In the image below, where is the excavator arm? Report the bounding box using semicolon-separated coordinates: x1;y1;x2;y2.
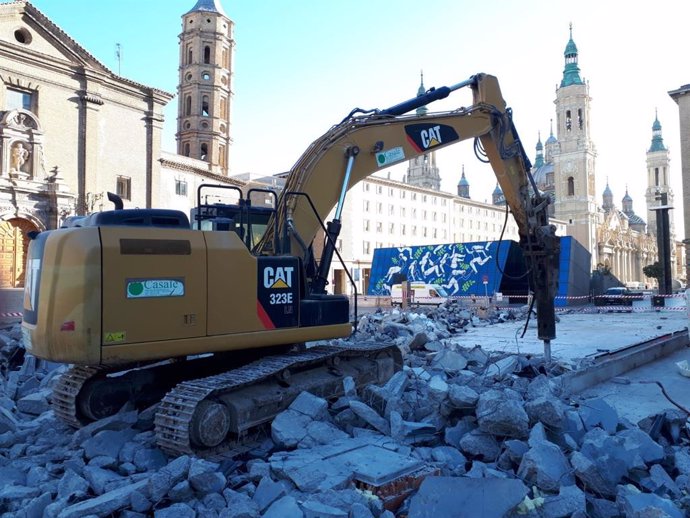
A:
258;73;559;344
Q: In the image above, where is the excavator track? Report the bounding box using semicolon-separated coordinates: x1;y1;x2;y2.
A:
155;342;401;457
51;365;105;428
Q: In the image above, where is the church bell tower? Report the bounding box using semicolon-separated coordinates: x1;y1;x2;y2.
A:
177;0;234;175
552;25;599;269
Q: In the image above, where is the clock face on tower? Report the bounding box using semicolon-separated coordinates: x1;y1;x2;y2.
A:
565;161;575;173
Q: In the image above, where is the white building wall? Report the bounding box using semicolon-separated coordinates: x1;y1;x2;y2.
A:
328;175;565;295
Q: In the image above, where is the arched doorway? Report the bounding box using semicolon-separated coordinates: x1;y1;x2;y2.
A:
0;218;37;288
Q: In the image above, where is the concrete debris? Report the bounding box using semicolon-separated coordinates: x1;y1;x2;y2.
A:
407;476;528;517
1;305;689;517
476;389;530;438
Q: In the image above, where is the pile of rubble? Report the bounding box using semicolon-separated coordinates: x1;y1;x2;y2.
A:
0;304;689;517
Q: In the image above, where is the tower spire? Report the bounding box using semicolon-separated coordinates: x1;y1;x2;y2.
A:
561;24;584;87
416;70;428;116
649;110;667;152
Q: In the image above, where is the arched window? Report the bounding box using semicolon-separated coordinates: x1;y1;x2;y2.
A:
655;167;660;186
200;143;208;161
185;95;192;116
183;143;190;157
567;176;575;196
204;46;211;64
202;96;209;117
187;47;193;64
578;109;583;130
565;110;572;131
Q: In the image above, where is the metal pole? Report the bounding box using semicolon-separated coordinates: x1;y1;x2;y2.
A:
544;339;552;363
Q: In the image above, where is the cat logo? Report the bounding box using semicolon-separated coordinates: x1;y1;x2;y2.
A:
405;123;459;153
264;266;294;289
421;125;442;149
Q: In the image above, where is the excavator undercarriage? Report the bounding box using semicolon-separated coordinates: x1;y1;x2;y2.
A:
53;343;401;456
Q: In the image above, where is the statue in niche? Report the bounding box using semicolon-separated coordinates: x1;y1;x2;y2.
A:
11;142;29;173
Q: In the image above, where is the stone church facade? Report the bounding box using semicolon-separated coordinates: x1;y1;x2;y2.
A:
0;0;241;292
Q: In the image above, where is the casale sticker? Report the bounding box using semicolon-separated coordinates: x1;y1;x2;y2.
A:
257;259;299;329
405;123;459;153
126;278;185;299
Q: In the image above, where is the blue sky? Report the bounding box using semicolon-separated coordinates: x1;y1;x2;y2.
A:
27;0;690;234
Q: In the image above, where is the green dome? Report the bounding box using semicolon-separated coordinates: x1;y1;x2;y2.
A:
458;171;469;187
649;112;667;152
560;25;584;87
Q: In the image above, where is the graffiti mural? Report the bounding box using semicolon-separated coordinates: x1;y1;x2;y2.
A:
368;241;512;297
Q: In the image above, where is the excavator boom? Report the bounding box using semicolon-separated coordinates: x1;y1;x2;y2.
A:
261;73;559;341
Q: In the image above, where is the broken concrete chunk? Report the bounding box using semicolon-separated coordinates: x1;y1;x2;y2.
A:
152;502;196;518
82;428;137;461
221;489;260;517
301;500;348;518
541;484;586;518
0;405;18;433
262;495;303;518
147;455;191;502
406;332;428;352
427;375;449;395
168;480;194;502
16;389;50;415
458;430;501;461
430;445;467;475
407;476;528;518
289;391;328;420
431;350;468;373
476;389;529;438
188;458;226;495
132;447;167;472
447;385;479;409
465;345;489;366
517;440;575;491
525;396;565;428
641;463;681;497
252;476;286;512
616;485;684;518
298;420;349;449
349;400;390;435
389;411;437;445
578;398;618;434
443;418;476;449
71;410;139;447
570;450;626;498
56;479;147;518
271;409;312;449
484;355;518;379
617;428;664;465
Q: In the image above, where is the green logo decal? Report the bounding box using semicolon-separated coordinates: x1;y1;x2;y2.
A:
126;278;185;299
127;282;144;297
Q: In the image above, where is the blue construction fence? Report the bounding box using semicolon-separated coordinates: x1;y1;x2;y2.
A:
367;236;590;307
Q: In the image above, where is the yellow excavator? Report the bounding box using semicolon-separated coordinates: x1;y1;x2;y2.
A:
21;73;560;456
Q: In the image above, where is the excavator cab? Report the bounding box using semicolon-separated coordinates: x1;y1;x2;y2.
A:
191;184;278;250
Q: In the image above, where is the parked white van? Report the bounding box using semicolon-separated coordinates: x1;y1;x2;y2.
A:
390;283;449;307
